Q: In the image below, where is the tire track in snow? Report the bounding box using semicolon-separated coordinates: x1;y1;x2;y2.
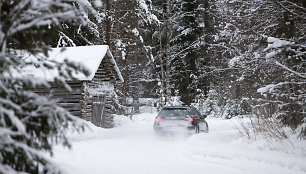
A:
50;114;306;174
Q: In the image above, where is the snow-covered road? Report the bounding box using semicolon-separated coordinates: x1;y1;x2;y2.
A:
50;112;306;174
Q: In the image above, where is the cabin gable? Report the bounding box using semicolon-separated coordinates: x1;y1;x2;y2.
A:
93;53;117;82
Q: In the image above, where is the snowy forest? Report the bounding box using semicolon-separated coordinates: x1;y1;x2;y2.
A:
0;0;305;173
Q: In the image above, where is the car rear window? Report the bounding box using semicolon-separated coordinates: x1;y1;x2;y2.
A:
158;108;189;117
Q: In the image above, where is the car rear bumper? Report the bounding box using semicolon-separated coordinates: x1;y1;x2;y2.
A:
153;125;196;136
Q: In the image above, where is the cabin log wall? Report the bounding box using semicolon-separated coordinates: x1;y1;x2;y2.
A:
81;55;118;128
31;81;84;117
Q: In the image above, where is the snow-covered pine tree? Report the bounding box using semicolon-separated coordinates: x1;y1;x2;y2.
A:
0;1;97;173
110;0;141;112
216;0;305;138
106;0;158;113
171;0;202;105
146;0;171;107
53;0;105;47
258;0;306;138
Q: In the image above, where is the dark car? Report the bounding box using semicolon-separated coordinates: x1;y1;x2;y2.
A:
153;106;209;136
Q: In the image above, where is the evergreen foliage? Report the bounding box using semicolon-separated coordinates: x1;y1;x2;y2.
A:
0;0;96;173
0;1;305;172
171;0;202;105
145;0;305;138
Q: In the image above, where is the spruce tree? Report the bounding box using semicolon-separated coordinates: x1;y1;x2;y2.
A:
0;1;96;173
171;0;202;105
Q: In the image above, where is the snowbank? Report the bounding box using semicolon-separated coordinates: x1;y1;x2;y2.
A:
49;113;306;174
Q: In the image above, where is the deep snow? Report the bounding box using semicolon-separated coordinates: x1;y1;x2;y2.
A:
49;112;306;174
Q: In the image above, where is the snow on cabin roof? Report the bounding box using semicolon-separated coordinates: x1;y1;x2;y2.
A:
15;45;123;82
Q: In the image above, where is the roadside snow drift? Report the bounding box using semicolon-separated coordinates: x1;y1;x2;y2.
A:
49;112;306;174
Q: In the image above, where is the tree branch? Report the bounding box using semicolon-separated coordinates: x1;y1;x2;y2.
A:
275;60;306;79
273;0;306;19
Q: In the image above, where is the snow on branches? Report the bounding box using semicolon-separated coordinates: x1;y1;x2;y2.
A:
0;0;95;173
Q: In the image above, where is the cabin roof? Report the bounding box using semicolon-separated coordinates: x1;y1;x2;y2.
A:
14;45;123;82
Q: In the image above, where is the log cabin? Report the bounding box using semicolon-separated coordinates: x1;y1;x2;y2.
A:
16;45;123;128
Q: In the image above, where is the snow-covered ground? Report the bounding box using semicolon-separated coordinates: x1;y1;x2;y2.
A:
49;112;306;174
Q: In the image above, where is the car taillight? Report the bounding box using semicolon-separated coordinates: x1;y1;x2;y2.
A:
183;117;194;121
155;117;163;122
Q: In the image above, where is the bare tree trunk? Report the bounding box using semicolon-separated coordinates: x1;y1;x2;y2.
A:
131;43;140;114
105;0;111;45
0;1;2;16
159;25;165;105
0;1;5;51
203;0;210;96
165;0;171;104
133;73;140;113
122;46;129;110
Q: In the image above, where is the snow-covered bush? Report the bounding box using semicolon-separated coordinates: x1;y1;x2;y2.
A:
222;100;240;119
260;36;305;139
236;104;302;153
193;89;240;119
196;89;220;117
